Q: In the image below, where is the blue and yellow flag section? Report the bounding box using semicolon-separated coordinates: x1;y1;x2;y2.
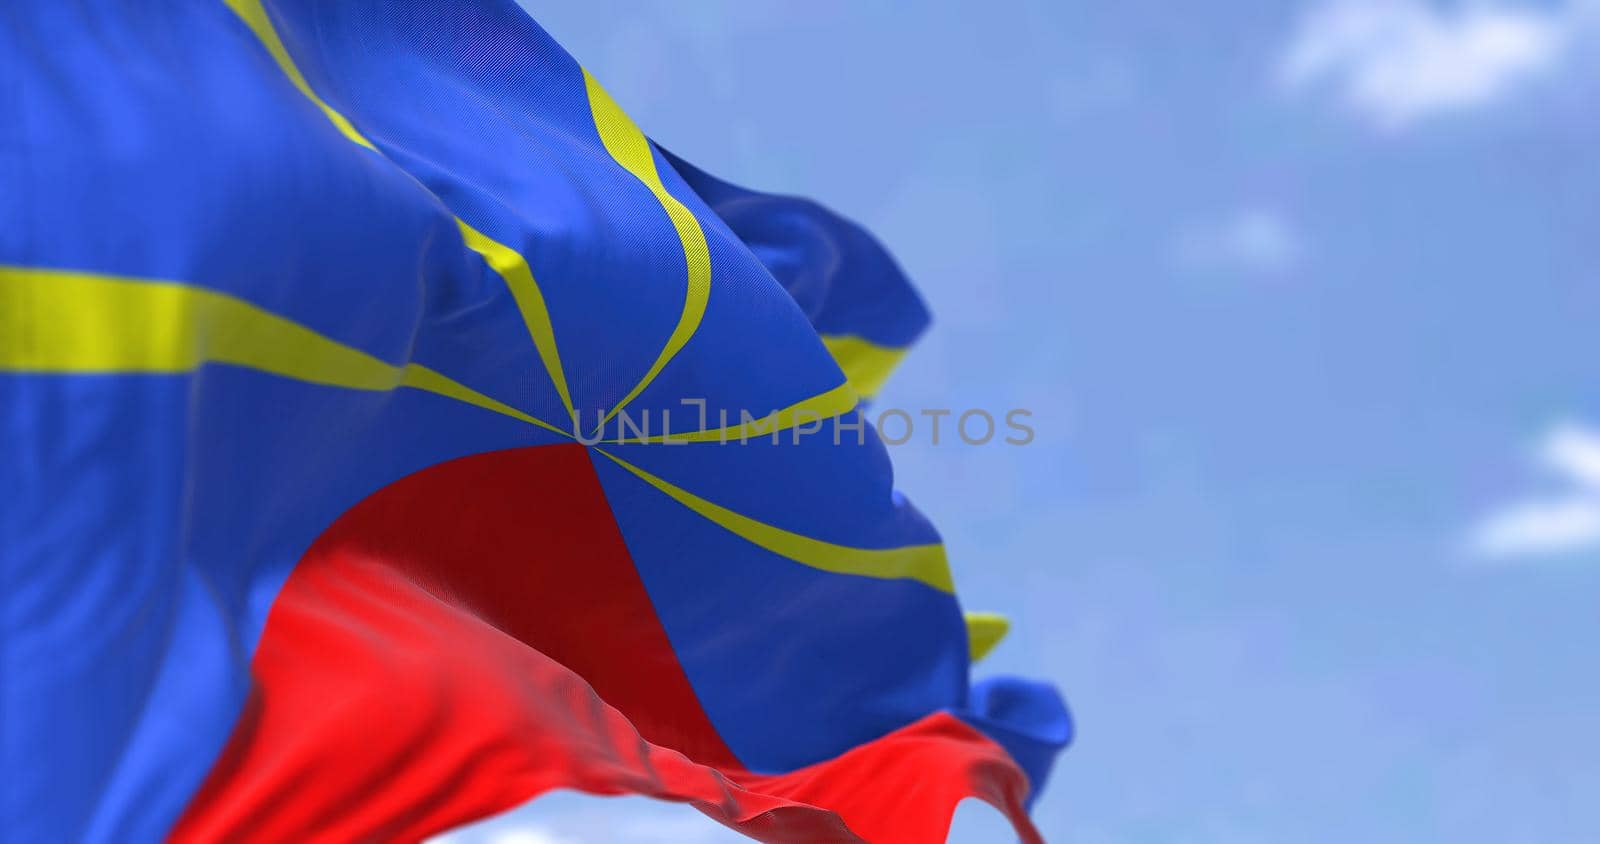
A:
1;2;1070;842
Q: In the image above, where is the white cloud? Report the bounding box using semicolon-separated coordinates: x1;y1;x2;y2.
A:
1468;421;1600;560
1176;208;1302;275
1540;422;1600;487
487;828;581;844
428;824;580;844
1280;0;1590;129
1470;496;1600;557
427;793;746;844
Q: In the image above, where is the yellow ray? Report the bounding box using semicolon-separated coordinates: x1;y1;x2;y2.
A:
602;382;858;444
582;70;712;434
964;612;1011;662
221;0;373;151
0;266;564;437
456;220;575;421
224;0;574;425
821;334;908;399
593;447;954;593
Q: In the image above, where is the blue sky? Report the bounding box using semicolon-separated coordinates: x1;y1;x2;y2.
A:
442;1;1600;841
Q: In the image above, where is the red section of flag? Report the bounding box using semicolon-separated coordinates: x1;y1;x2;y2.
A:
170;444;1040;843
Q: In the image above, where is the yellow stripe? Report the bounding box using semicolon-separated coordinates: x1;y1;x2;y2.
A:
603;382;858;444
964;612;1011;662
399;365;567;437
0;266;564;437
222;0;374;150
821;334;907;398
582;70;711;433
593;448;954;593
223;0;574;426
456;220;574;421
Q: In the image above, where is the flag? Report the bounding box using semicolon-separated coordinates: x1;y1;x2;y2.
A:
1;2;1070;841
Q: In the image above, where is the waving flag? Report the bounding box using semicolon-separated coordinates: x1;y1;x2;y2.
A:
1;2;1070;842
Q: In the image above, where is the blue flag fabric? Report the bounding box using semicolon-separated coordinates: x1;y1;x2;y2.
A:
1;2;1069;841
